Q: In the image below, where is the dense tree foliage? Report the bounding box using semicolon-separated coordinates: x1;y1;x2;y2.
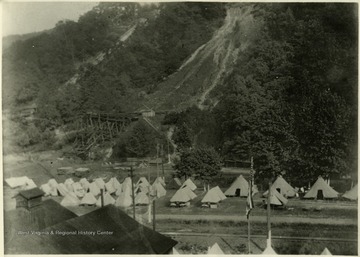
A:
214;3;357;185
113;121;166;158
163;106;222;150
173;147;222;189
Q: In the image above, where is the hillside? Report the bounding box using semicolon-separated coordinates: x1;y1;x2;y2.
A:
146;6;258;111
2;3;357;184
3;30;50;50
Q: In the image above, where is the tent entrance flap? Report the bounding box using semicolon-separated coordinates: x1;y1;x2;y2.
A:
235;188;241;197
317;190;324;200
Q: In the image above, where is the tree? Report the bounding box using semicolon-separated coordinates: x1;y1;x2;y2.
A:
125;121;160;157
172;123;193;151
173;147;222;190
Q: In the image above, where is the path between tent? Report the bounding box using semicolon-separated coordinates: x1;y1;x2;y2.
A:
155;214;357;225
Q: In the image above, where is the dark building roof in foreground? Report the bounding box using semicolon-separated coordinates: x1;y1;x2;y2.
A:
5;199;78;253
18;187;44;199
5;199;77;231
5;205;177;254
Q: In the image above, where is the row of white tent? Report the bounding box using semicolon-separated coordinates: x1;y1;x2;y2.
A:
170;178;198;206
59;176;167;207
224;174;357;202
267;175;357;201
168;174;357;208
169;178;228;207
37;176;166;198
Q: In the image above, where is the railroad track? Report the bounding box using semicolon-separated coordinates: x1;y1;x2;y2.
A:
159;231;358;242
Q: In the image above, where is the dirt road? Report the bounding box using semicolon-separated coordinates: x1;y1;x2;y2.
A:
156;213;357;225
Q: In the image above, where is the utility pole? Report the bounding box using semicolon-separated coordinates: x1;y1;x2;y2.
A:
129;166;136;220
153;198;156;231
161;144;165;180
156;143;160;178
167;139;171;164
100;189;104;208
247;156;254;254
267;181;272;246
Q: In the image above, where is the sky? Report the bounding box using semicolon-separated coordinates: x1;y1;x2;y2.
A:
2;2;99;37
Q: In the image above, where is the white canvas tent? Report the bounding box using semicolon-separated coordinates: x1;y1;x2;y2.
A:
122;177;133;192
48;179;59;196
262;245;277;255
170;187;197;203
112;177;122;190
107;177;122;192
207;243;224;255
79;178;90;192
89;182;101;196
181;178;197;191
268;187;288;206
5;176;29;188
342;184;358;200
40;183;52;196
64;178;75;192
202;187;224;204
115;184;123;196
182;186;197;200
48;179;58;188
172;247;180;255
136;177;150;187
72;182;85;198
134;191;150;205
263;176;297;198
321;247;332;255
122;182;132;195
304;176;339;199
150;182;167;198
64;178;74;185
24;178;37;190
135;184;149;194
94;178;106;189
153;177;166;187
61;192;80;207
224;175;249;197
57;183;69;196
80;192;97;205
105;178;116;194
212;186;227;201
115;191;132;207
96;192;115;207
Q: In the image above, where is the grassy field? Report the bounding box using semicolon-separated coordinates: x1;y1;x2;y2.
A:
153;219;357;254
169;233;358;255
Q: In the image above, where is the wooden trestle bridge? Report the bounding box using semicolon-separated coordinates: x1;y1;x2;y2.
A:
72;111;141;158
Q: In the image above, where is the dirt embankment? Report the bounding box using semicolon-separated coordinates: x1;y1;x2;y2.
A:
149;5;260;110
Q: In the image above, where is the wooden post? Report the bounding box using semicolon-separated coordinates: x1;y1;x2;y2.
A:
148;161;151;187
152;199;156;231
167;139;171;163
248;216;251;254
161;144;165;181
248;157;253;254
267;182;272;244
130;166;136;220
100;189;104;208
156;143;159;178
